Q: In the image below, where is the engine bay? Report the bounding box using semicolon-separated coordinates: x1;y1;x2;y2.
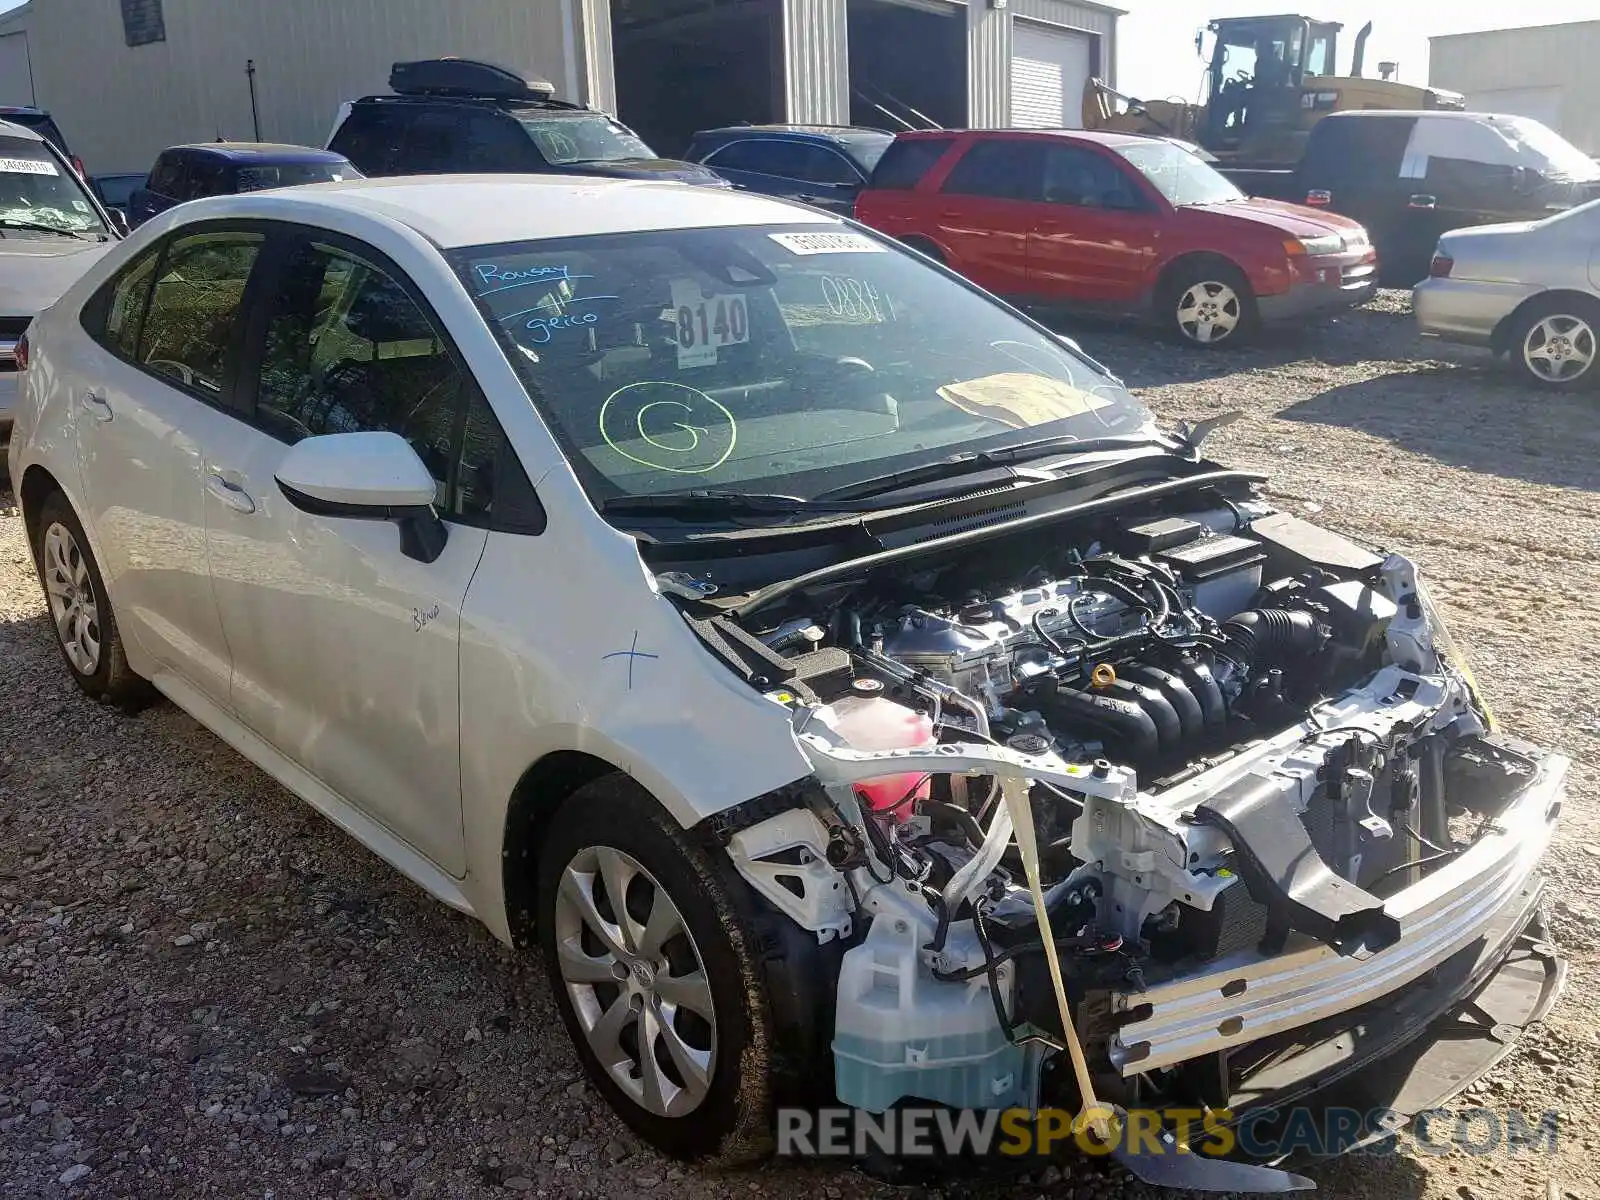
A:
663;488;1536;1122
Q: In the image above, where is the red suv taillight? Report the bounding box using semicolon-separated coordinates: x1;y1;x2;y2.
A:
13;330;29;371
1429;253;1454;279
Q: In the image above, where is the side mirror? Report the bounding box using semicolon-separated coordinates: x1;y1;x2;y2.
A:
108;209;130;237
275;431;449;563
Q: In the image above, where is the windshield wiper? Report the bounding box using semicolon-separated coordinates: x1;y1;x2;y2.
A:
812;433;1181;503
0;218;98;240
600;489;868;518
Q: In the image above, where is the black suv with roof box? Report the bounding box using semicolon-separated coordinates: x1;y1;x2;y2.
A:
327;58;727;189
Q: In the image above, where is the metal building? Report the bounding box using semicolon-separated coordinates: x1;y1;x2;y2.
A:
1429;20;1600;154
0;2;34;107
20;0;1118;174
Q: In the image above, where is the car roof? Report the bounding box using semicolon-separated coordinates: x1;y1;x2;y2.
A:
182;175;837;248
893;127;1152;148
695;124;890;140
169;143;352;163
0;118;45;142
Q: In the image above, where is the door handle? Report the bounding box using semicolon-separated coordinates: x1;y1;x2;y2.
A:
206;474;256;514
80;390;112;422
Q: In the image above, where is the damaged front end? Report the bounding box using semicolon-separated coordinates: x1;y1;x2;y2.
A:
680;495;1567;1182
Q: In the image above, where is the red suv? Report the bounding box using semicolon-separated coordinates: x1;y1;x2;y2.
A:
855;130;1377;347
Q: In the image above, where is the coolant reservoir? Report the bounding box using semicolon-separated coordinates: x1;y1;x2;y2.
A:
820;682;935;818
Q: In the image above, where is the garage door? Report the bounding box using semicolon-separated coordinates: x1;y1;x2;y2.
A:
1010;22;1092;129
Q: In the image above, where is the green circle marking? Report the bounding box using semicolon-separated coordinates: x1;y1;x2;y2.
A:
599;381;737;475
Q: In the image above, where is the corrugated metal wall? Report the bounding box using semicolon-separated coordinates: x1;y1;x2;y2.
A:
1429;21;1600;154
970;0;1117;127
28;0;589;173
783;0;849;123
777;0;1116;129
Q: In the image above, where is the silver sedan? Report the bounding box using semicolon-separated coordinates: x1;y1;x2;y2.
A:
1414;198;1600;389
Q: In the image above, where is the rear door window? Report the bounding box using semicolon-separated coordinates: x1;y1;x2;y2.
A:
187;158;232;199
401;108;469;173
706;140;794;176
136;231;265;399
868;137;956;190
940;140;1045;202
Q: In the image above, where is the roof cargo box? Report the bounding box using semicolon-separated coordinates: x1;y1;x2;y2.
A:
389;58;556;100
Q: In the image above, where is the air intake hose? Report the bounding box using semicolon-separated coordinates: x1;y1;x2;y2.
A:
1222;608;1324;667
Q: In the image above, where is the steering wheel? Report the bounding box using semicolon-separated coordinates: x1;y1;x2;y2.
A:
147;359;195;386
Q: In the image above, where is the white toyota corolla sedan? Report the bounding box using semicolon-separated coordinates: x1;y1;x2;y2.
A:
7;177;1565;1182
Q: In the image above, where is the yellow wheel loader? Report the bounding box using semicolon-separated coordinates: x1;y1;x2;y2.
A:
1084;15;1464;167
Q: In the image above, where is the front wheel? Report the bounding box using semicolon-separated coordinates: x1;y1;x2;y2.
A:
1163;261;1258;348
1509;297;1599;390
537;777;778;1163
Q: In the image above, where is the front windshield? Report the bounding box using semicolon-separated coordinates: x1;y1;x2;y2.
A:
516;114;656;165
1493;117;1600;182
455;225;1153;506
236;161;359;191
1116;140;1242;206
0;137;109;236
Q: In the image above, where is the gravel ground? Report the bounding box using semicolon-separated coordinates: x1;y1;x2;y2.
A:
2;290;1597;1199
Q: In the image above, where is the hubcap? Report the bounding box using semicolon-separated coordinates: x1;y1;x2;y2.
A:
553;845;716;1118
41;523;101;675
1177;281;1242;344
1523;314;1596;383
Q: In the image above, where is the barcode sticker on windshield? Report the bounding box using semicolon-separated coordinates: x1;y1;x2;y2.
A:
0;157;58;177
768;231;884;256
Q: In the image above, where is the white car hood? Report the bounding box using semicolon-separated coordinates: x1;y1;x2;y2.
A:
0;238;114;317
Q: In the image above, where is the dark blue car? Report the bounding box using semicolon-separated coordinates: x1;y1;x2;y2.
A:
683;125;894;214
129;143;360;227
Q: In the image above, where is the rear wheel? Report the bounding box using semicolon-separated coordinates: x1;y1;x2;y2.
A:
1162;260;1257;348
1509;297;1599;390
30;492;152;709
537;777;777;1163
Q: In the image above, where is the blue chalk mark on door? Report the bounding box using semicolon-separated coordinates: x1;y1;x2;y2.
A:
602;631;659;691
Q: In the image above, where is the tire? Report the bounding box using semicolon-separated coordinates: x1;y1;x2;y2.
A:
536;777;781;1164
29;491;154;710
1508;296;1600;391
1161;259;1258;348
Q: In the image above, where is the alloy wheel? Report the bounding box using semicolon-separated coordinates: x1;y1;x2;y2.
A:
1176;280;1242;345
1522;314;1596;384
41;522;101;675
552;845;717;1118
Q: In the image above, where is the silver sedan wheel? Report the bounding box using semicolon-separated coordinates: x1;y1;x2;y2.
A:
1176;281;1242;344
1522;313;1596;384
41;522;101;675
553;845;717;1118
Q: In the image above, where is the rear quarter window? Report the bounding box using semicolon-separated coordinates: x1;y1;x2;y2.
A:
867;138;956;190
